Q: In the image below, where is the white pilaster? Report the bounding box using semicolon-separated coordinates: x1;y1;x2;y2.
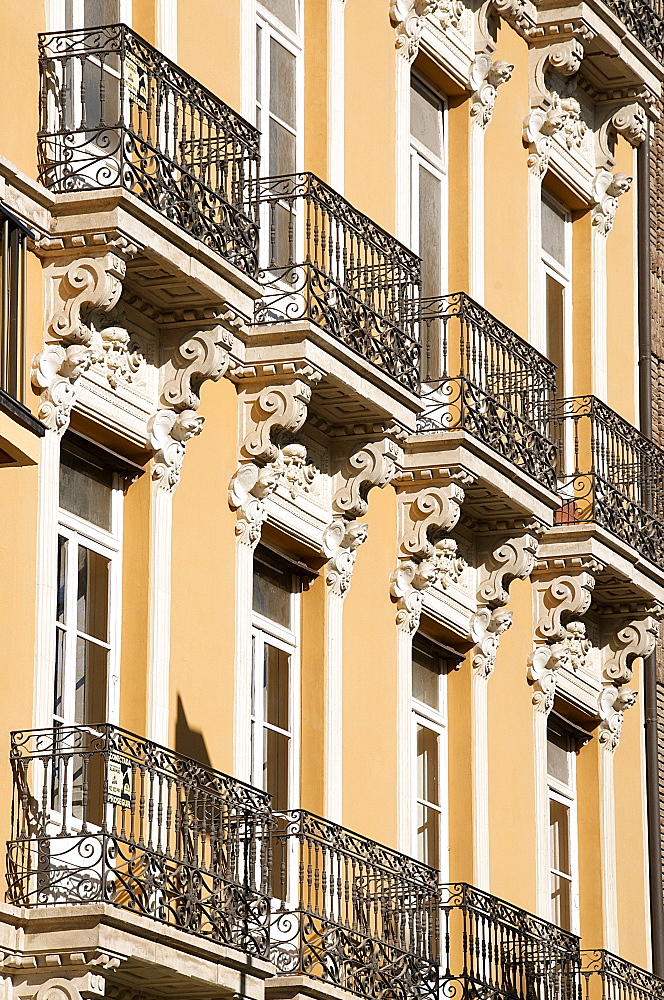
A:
469;122;485;304
600;745;619;952
328;0;346;192
147;481;173;747
234;536;255;782
325;590;344;822
33;430;62;729
472;671;490;888
241;0;258;122
397;627;414;853
592;229;608;401
395;54;411;245
157;0;177;61
528;170;545;354
534;707;550;917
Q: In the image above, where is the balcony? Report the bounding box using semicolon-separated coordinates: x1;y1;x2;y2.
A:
6;725;272;956
38;24;260;275
581;950;664;1000
253;172;421;393
599;0;664;64
270;809;440;1000
553;395;664;571
440;883;581;1000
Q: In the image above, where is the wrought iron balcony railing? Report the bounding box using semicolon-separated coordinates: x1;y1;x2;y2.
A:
270;809;440;1000
599;0;664;64
417;293;558;490
441;883;581;1000
254;172;421;393
581;950;664;1000
38;24;260;275
553;395;664;567
6;725;272;956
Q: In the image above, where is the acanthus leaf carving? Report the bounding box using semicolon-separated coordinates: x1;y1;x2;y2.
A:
31;343;101;433
479;533;539;607
527;642;570;713
535;568;598;642
470;607;513;678
591;169;632;236
148;409;205;492
161;325;234;412
323;520;369;598
390;0;437;59
241;380;313;466
524;39;585;174
333;438;401;520
391;538;466;633
562;620;592;672
604;613;660;686
598;683;638;751
470;54;514;129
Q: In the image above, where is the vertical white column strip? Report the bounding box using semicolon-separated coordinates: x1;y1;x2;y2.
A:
397;628;414;853
147;481;173;746
472;671;491;888
600;746;620;952
240;0;258;122
395;54;411;244
469;123;485;304
534;708;550;917
592;230;609;401
328;0;345;192
325;590;344;822
234;537;255;782
157;0;178;61
528;171;545;353
33;430;61;729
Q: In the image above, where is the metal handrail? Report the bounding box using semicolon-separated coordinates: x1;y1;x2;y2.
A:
581;949;664;1000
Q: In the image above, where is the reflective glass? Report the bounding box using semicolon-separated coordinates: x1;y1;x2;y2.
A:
77;546;110;641
419;164;442;300
412;643;440;710
75;636;108;726
59;445;113;531
57;535;68;623
417;801;440;869
542;196;567;266
270;38;296;127
265;644;290;730
547;729;572;786
417;724;440;805
264;727;289;811
253;557;292;628
549;798;571;875
261;0;297;32
411;80;443;158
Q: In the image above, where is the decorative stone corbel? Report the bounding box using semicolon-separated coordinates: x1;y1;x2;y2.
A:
470;54;514;129
437;0;465;31
591;169;632;236
31;343;100;432
604;613;660;686
147;409;204;492
470;607;513;677
596;101;647;168
598;683;638;751
240;381;312;466
323;520;369;598
562;620;592;672
535;568;599;642
333;438;401;520
527;642;570;712
390;0;437;59
523;39;585;175
228;462;280;549
479;533;539;607
400;484;465;559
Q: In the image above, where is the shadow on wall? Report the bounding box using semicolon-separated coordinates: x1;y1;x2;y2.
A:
176;695;212;767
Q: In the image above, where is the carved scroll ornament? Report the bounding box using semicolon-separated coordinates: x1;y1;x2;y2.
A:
470;55;514;129
592;169;632;236
527;642;570;713
324;520;369;598
598;684;638;751
333;438;401;520
479;533;539;608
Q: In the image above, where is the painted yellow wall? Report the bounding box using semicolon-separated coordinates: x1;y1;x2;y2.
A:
577;740;605;947
0;0;42;179
447;652;474;882
342;483;398;845
300;573;327;816
447;96;471;295
169;376;238;775
572;208;594;397
177;1;242;113
304;0;329;178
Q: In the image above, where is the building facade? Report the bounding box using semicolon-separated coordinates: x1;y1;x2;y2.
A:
0;2;663;1000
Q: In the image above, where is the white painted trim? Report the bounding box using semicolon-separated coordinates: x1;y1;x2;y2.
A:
412;663;448;880
472;670;490;889
147;482;173;747
233;538;255;783
640;688;653;968
600;745;619;952
33;431;62;730
469;121;485;304
157;0;177;60
328;0;345;191
591;229;608;401
325;589;344;823
397;628;413;853
49;0;132;29
240;0;258;122
634;144;641;430
534;708;550;917
528;171;545;354
395;55;411;245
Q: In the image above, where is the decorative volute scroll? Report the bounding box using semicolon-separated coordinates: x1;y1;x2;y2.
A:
470;54;514;129
390;0;437;59
32;250;134;433
479;533;539;607
598;684;638;751
390;483;467;632
240;380;312;466
591;169;633;236
535;567;599;642
527;642;570;713
324;520;369;598
604;613;660;687
523;39;585;175
333;438;402;521
596;101;647;169
471;607;513;678
148;409;205;492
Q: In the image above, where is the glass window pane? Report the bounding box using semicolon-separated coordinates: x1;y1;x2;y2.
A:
417;801;440;869
256;24;262;101
75;636;108;726
53;628;66;721
411;80;443;158
419;165;442;299
59;445;113;531
270;38;296;127
551;872;572;931
261;0;297;32
547;729;571;785
265;644;290;730
269;117;296;177
417;724;439;805
542;197;567;266
546;273;565;398
412;643;440;710
264;727;289;811
84;0;120;26
77;547;110;641
57;535;68;623
549;798;571;875
253;556;292;628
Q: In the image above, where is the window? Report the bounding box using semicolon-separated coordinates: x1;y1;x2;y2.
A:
410;77;446;380
53;437;122;824
0;209;29;401
541;193;571;400
547;724;579;931
412;636;449;876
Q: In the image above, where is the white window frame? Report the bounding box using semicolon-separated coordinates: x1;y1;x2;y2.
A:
546;731;580;934
48;0;132;31
541;190;573;400
409;75;448;301
411;643;449;882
